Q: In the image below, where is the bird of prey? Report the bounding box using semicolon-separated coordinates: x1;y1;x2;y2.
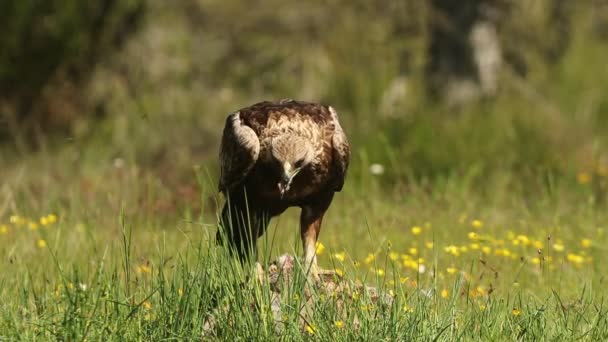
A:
217;99;350;279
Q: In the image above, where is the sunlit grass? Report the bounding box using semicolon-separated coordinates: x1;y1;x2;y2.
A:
1;157;607;339
2;0;608;338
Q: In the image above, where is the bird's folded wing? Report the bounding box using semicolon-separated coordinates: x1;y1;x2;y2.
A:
329;107;350;191
218;111;260;192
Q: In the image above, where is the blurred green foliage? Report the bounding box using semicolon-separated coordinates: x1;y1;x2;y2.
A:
0;0;144;143
1;0;608;184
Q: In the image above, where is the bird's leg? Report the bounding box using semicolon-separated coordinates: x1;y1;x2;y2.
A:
300;190;334;282
219;201;252;262
300;207;324;281
219;188;269;264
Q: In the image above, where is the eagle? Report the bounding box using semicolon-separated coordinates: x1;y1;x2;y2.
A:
217;99;350;279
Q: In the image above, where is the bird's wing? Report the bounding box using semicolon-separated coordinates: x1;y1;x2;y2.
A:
328;106;350;191
218;111;260;192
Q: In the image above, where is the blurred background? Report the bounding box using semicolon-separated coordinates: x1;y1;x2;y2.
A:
3;2;608;335
1;0;608;221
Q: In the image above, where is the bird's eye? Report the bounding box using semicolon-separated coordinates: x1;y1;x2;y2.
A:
294;158;304;168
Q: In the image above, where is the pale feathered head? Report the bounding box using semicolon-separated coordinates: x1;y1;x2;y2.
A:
268;135;314;197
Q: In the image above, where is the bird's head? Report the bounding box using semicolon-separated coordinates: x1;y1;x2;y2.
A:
269;135;314;198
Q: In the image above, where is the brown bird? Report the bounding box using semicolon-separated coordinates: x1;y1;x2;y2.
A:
217;99;350;279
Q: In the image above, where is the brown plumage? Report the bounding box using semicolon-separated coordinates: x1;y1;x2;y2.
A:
217;99;350;278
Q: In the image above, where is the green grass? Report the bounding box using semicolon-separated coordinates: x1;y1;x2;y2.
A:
1;146;607;340
2;29;608;337
3;1;608;339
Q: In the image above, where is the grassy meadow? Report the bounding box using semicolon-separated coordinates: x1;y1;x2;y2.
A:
1;119;608;340
3;1;608;340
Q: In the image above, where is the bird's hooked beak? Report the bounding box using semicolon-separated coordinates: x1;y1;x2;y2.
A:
278;162;299;198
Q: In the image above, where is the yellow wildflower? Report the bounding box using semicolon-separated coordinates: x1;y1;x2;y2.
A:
479;304;486;311
315;242;325;255
471;219;483;229
335;268;344;277
403;259;417;269
411;226;422;235
334;252;346;262
444;245;460;256
137;265;152;274
577;172;591;184
0;225;8;234
399;276;409;284
581;239;592;248
9;215;24;225
598;164;608;177
178;288;184;297
40;214;58;226
441;289;449;298
37;239;47;248
376;268;385;277
533;240;543;249
446;267;458;274
482;246;491;254
552;243;564;252
143;301;152;309
28;222;39;230
516;235;530;245
567;253;584;265
334;320;345;329
512;308;521;316
470;243;480;250
389;252;399;261
364;253;375;264
408;247;418;256
531;257;541;265
468;232;479;240
495;248;511;257
425;241;434;249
